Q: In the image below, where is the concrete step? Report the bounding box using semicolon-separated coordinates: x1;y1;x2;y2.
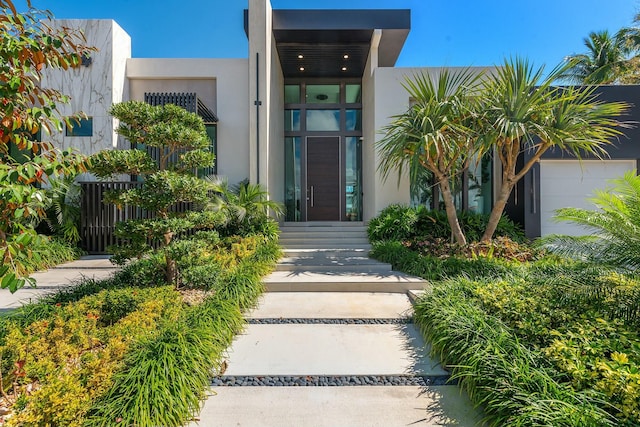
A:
275;264;391;273
279;243;372;250
282;248;371;257
276;255;391;273
279;238;370;246
280;224;367;231
189;386;483;427
279;230;368;239
248;292;413;319
223;323;446;376
280;221;366;228
263;271;426;293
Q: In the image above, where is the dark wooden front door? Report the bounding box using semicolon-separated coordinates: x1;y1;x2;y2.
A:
306;137;340;221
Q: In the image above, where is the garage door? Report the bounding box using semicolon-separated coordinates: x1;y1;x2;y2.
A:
540;160;636;236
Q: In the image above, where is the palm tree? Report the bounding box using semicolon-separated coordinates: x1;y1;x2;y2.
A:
541;171;640;270
618;13;640;83
204;177;284;235
561;30;632;84
377;68;484;245
479;57;629;242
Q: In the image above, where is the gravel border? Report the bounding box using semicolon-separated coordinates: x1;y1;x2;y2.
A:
247;318;413;325
211;375;454;387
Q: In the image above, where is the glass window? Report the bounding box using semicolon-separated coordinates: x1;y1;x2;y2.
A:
285;110;301;131
306;110;340;131
306;85;340;104
285;85;300;104
346;84;362;103
66;117;93;137
284;137;302;221
410;168;434;208
345;109;361;131
345;137;362;221
468;155;493;214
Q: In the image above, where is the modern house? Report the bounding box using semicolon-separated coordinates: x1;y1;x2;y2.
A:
42;0;640;242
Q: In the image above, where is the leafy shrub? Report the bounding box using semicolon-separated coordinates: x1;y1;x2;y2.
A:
370;240;517;281
367;204;525;243
403;236;541;262
204;178;283;240
0;286;180;426
14;237;81;276
414;278;615;427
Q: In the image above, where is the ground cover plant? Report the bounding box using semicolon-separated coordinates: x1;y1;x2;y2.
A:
0;231;281;427
368;205;640;426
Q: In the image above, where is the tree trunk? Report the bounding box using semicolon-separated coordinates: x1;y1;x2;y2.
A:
163;230;176;285
438;177;467;245
481;180;515;242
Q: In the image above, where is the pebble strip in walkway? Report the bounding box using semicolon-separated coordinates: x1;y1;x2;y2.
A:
190;292;483;427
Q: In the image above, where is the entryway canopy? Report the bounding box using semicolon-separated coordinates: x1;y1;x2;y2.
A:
244;8;410;78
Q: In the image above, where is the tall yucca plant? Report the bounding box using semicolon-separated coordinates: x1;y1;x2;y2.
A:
377;68;484;245
542;171;640;270
479;57;629;242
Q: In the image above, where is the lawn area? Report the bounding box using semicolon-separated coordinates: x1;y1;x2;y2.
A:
368;205;640;427
0;232;281;427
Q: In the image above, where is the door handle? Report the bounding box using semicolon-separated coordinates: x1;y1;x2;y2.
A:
309;186;314;207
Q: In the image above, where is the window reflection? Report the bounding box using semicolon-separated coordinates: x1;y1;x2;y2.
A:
306;110;340;131
285;85;300;104
346;84;361;103
468;155;492;214
285;137;302;221
345;137;362;221
285;110;300;131
346;109;361;131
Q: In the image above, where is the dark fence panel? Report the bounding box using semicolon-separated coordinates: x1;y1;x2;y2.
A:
80;181;141;254
80;181;194;254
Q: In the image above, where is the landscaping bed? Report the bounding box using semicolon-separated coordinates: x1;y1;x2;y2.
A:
0;233;280;427
368;206;640;426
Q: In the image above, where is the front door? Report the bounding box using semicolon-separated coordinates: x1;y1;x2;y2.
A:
306;136;340;221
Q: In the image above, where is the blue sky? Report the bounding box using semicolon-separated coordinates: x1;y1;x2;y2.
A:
19;0;640;69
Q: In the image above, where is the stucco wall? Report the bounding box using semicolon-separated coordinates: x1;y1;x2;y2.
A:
361;46;377;221
268;38;285;204
127;58;250;185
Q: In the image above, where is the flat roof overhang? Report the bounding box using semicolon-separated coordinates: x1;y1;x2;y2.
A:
244;9;410;78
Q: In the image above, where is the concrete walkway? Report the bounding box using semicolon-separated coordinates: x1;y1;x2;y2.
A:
0;256;117;311
190;246;483;427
